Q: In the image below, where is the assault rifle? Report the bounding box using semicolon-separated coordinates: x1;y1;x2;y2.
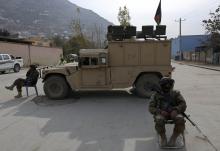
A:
182;113;218;151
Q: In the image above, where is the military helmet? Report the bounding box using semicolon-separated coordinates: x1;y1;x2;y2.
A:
159;77;175;86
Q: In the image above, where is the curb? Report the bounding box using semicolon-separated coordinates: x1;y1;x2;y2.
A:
187;64;220;72
173;61;220;72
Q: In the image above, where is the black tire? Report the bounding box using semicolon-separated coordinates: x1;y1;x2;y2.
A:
13;64;20;72
43;75;69;100
135;74;160;98
1;71;5;74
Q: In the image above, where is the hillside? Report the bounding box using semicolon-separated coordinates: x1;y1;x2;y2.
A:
0;0;112;39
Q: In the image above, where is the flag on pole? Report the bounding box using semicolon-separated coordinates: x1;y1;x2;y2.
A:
154;0;162;25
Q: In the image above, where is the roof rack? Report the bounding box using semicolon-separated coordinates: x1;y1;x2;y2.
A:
107;25;167;41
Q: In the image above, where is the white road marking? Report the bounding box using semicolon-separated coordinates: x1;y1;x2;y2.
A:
123;137;154;151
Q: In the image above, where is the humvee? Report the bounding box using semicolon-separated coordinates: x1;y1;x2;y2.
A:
42;25;172;99
42;39;172;99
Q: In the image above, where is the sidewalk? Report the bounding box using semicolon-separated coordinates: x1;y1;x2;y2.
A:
172;60;220;71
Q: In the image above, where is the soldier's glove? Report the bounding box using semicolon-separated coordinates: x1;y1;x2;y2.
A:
161;110;169;117
170;110;178;119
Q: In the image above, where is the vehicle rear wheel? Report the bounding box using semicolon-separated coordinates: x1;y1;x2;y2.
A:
13;64;20;72
43;75;69;100
1;71;5;74
135;74;160;98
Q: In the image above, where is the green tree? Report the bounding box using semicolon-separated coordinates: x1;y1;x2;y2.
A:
118;6;131;28
202;5;220;48
63;35;95;56
51;35;65;47
0;29;10;37
62;7;97;56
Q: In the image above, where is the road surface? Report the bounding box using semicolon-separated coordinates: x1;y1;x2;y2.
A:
0;62;219;151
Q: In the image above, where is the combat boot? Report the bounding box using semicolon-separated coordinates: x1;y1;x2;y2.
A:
160;133;167;147
14;92;22;98
168;132;179;147
5;85;14;91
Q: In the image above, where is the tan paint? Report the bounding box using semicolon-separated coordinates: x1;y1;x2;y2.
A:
43;39;172;91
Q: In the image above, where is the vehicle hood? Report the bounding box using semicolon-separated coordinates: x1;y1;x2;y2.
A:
41;65;78;79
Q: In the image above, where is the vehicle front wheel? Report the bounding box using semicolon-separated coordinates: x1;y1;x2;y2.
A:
135;74;160;98
43;75;69;100
13;64;20;72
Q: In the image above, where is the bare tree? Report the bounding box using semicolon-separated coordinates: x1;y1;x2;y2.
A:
71;7;83;37
203;5;220;48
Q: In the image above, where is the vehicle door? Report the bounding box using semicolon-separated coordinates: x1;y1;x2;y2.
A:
80;53;109;88
0;55;4;70
2;54;12;69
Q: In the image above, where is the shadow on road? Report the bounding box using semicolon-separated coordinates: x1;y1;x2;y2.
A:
31;95;78;106
31;90;138;106
71;90;135;98
0;90;187;151
0;70;20;75
0;97;27;110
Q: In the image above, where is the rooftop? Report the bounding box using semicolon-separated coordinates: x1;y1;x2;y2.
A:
0;36;33;44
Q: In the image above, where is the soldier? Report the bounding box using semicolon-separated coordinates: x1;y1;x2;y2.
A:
5;64;39;98
149;77;187;147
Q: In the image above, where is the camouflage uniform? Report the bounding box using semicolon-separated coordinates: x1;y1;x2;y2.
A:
149;90;187;146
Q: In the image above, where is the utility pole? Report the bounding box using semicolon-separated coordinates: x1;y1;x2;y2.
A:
175;18;186;61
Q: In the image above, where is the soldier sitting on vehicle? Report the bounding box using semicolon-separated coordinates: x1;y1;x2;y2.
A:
5;64;39;98
149;77;187;147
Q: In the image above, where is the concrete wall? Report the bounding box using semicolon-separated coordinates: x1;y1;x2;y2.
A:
183;51;192;61
206;49;213;64
0;42;29;65
0;41;62;66
199;51;206;62
30;45;62;66
213;53;220;64
187;49;214;63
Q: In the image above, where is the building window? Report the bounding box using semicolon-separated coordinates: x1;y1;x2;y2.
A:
99;53;107;65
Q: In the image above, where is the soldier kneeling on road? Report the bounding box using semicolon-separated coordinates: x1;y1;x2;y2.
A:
149;77;187;147
5;64;39;98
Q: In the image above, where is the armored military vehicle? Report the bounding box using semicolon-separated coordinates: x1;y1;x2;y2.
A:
42;25;172;99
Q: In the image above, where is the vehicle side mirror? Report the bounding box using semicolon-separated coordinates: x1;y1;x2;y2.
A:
101;58;106;64
99;53;107;66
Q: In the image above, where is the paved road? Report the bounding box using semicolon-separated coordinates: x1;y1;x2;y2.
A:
0;63;219;151
172;62;220;151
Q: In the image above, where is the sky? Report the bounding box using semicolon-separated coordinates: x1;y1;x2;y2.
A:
69;0;220;38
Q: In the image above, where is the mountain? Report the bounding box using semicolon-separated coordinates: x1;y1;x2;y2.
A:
0;0;113;40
